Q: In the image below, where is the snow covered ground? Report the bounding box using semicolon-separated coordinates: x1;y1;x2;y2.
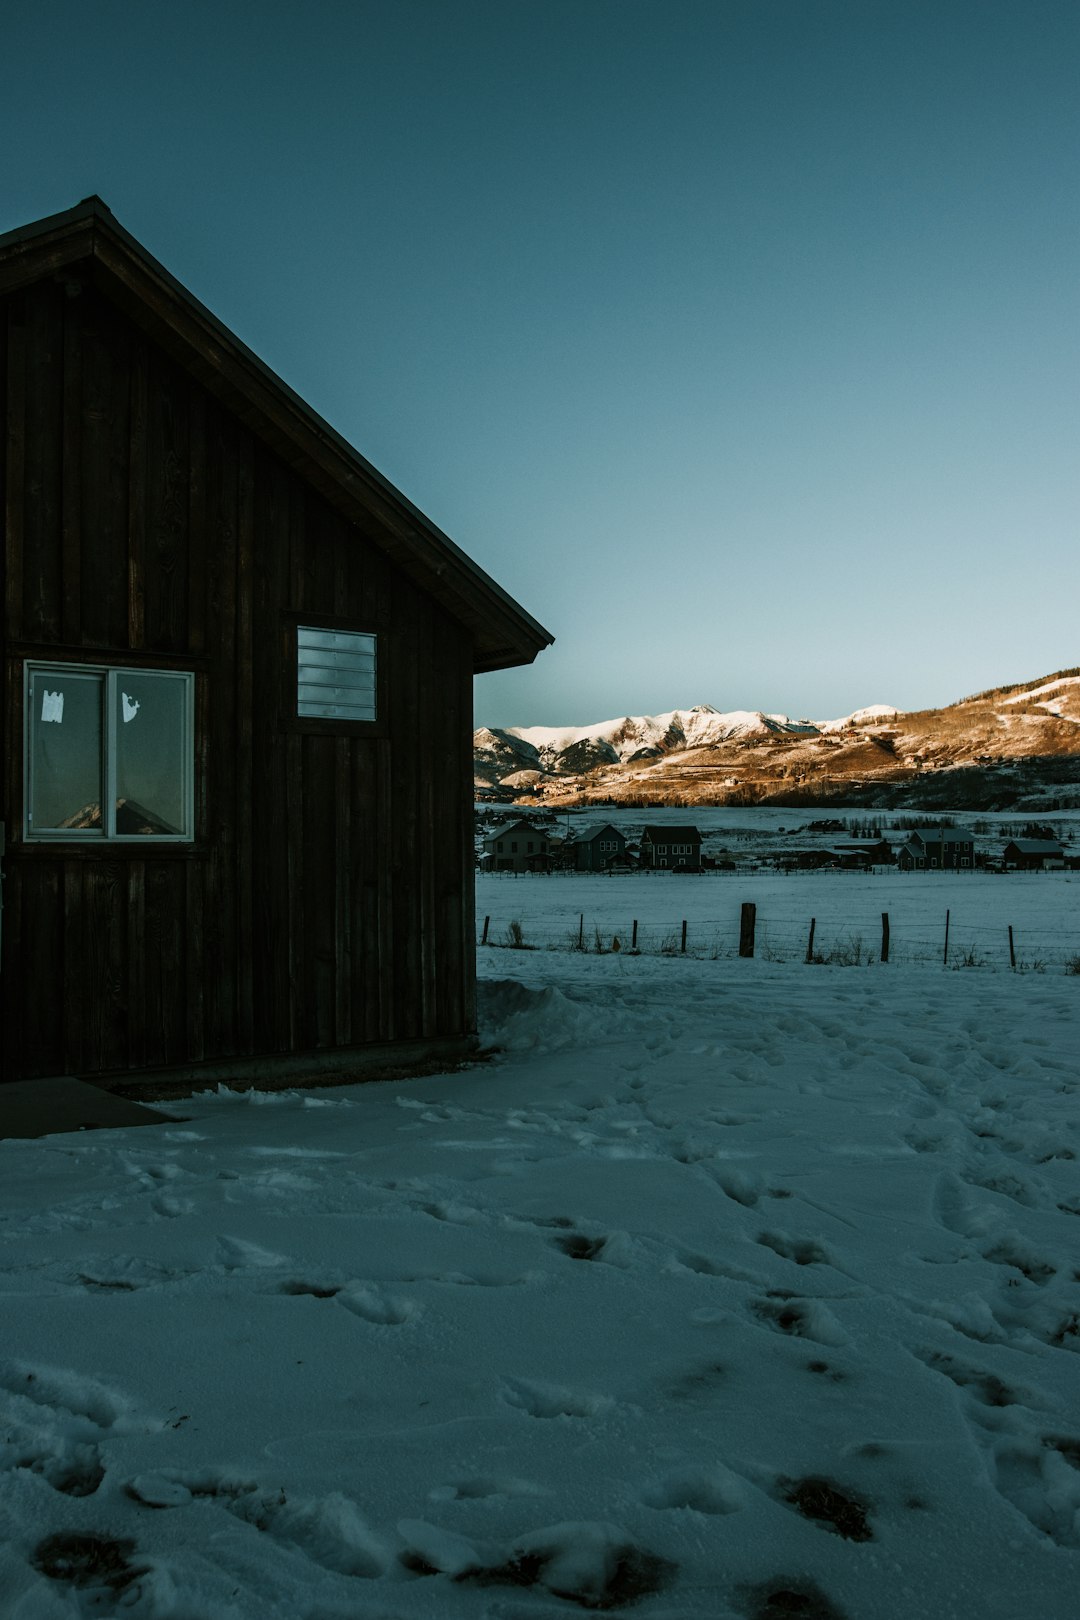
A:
1;950;1078;1618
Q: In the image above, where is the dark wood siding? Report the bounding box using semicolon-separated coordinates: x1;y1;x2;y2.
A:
1;277;476;1083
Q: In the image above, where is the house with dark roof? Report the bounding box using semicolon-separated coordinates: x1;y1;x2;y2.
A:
1002;839;1065;871
481;819;552;872
570;823;627;871
0;198;553;1090
639;825;703;870
896;828;976;871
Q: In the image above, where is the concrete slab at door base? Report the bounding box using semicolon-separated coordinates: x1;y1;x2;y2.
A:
0;1077;175;1141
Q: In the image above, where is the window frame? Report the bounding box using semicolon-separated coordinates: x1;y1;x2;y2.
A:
23;659;195;844
284;614;388;737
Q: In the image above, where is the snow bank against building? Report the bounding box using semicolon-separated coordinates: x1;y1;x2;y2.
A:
0;953;1078;1618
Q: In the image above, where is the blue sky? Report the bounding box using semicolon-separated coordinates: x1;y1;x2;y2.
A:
3;1;1077;726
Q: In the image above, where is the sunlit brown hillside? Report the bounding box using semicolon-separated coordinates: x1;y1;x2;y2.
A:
475;669;1080;811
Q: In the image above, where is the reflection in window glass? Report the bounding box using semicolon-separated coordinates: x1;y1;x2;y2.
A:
29;670;104;830
114;674;188;835
26;663;193;841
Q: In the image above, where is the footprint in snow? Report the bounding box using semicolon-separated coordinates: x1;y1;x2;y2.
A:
780;1475;874;1541
740;1576;848;1620
428;1475;549;1503
641;1465;747;1516
660;1358;732;1405
551;1231;607;1262
0;1361;143;1500
400;1518;676;1610
990;1438;1080;1548
279;1279;342;1299
336;1286;420;1326
756;1230;836;1268
216;1236;292;1270
501;1378;615;1420
126;1470;389;1575
908;1346;1034;1413
981;1235;1056;1285
274;1275;420;1321
749;1297;848;1346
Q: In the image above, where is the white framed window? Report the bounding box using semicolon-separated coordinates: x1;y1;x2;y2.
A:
25;663;194;842
297;626;376;722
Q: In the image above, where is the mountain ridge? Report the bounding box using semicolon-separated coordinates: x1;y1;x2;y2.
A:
475;670;1080;811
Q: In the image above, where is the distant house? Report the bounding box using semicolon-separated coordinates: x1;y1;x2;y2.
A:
570;823;627;871
787;848;836;871
639;825;703;870
896;828;977;871
1002;839;1065;871
843;838;894;865
482;819;552;872
830;846;873;870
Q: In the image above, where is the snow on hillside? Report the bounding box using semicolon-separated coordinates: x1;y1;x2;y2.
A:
817;704;901;733
1000;675;1080;707
999;676;1080;720
1;946;1078;1617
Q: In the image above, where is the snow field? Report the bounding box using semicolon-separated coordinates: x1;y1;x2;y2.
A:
0;952;1077;1617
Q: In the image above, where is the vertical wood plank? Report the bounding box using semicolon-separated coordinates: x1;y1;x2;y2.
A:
334;734;351;1046
61;286;83;645
234;428;255;1052
186;857;205;1062
79;292;130;648
202;405;238;1057
390;580;422;1041
23;284;63;642
13;865;64;1078
187;383;206;657
145;352;188;651
127;336;147;649
250;448;291;1051
4;295;27;642
126;861;146;1072
62;863;84;1073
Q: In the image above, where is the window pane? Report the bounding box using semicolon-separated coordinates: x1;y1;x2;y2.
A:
114;673;189;836
29;671;104;831
297;626;376;721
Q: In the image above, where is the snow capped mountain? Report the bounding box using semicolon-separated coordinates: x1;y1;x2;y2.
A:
501;703;866;767
475;668;1080;809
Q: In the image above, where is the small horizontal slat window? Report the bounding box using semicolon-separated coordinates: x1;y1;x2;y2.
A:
297;627;377;722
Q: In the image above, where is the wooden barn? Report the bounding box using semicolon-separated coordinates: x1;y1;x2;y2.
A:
0;197;552;1090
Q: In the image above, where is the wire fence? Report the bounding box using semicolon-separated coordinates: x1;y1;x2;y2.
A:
477;904;1080;974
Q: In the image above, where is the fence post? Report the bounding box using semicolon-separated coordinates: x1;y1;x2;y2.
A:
631;919;638;951
739;902;757;959
1008;925;1016;970
805;917;816;964
578;913;584;950
481;915;490;946
943;908;950;967
681;919;688;954
880;912;890;964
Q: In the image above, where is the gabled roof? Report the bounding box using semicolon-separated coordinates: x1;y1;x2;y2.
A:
0;198;554;675
1004;838;1064;854
576;823;625;843
908;827;975;844
482;819;548;842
